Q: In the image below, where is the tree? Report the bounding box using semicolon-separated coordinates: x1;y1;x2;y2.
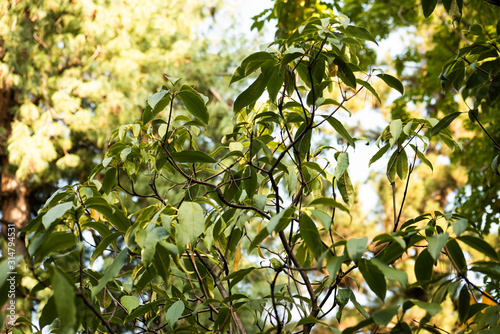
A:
2;1;500;334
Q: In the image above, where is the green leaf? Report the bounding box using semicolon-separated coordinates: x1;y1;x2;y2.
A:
267;207;294;233
346;237;368;263
178;85;209;124
85;197;130;232
294;123;312;162
338;171;354;207
121;296;140;313
170;150;216;164
335;288;351;322
415;148;434;172
299;213;323;260
344;25;378;45
52;268;76;333
369;143;390;167
410;299;442;316
446;239;467;274
35;232;77;260
91;249;128;298
451;218;467;236
358;259;386;301
422;0;439;18
101;168;116;194
458;235;499;260
324;117;355;147
428;233;449;261
377;74;404;95
230;52;275;84
309;197;350;214
396;149;409;181
326;255;345;286
458;285;470;323
334;152;349;180
429;112;461;137
90;232;121;266
147;90;169;109
166;300;185;328
356;79;381;103
233;73;269;112
390;119;402;145
42;202;73;229
176;202;205;250
415;249;433;282
371;258;408;288
373;306;399;326
335;57;356;88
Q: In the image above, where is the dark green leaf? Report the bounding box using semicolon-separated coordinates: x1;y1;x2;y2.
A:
458;235;499;260
356;79;381;103
91;249;128;298
178;85;209;124
396;148;409;181
335;56;356;89
422;0;439;18
415;249;433;282
346;237;368;264
170;150;216;163
101;168;116;194
429;112;461;137
446;239;467;274
358;259;386;301
90;232;121;266
324;116;355;147
373;306;399;326
369;143;390;166
458;285;470;323
299;213;323;260
344;25;378;45
233;73;269;112
85;197;130;232
377;74;404;95
52;268;76;333
309;197;350;214
371;258;408;288
230;52;275;84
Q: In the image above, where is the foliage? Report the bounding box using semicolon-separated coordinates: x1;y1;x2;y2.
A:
2;1;500;334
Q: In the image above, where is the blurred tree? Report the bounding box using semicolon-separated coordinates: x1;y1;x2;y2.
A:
0;0;242;253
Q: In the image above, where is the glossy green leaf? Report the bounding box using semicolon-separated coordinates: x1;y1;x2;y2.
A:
446;239;467;274
371;258;408;288
346;237;367;263
90;232;121;266
309;197;350;214
396;149;409;180
369;143;390;167
324;117;355;147
52;268;76;333
358;259;386;301
85;197;130;232
429;112;461;137
147;90;169;110
299;213;323;260
230;51;275;84
458;285;470;323
233;73;268;112
377;73;404;95
42;202;73;229
422;0;439;18
170;150;216;163
415;249;434;282
458;235;499;260
91;249;128;298
428;233;449;261
344;25;378;45
373;306;399;326
178;85;209;124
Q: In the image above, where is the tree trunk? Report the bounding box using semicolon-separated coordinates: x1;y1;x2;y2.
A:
0;75;29;255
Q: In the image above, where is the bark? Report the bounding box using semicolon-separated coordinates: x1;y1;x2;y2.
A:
0;74;29;255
